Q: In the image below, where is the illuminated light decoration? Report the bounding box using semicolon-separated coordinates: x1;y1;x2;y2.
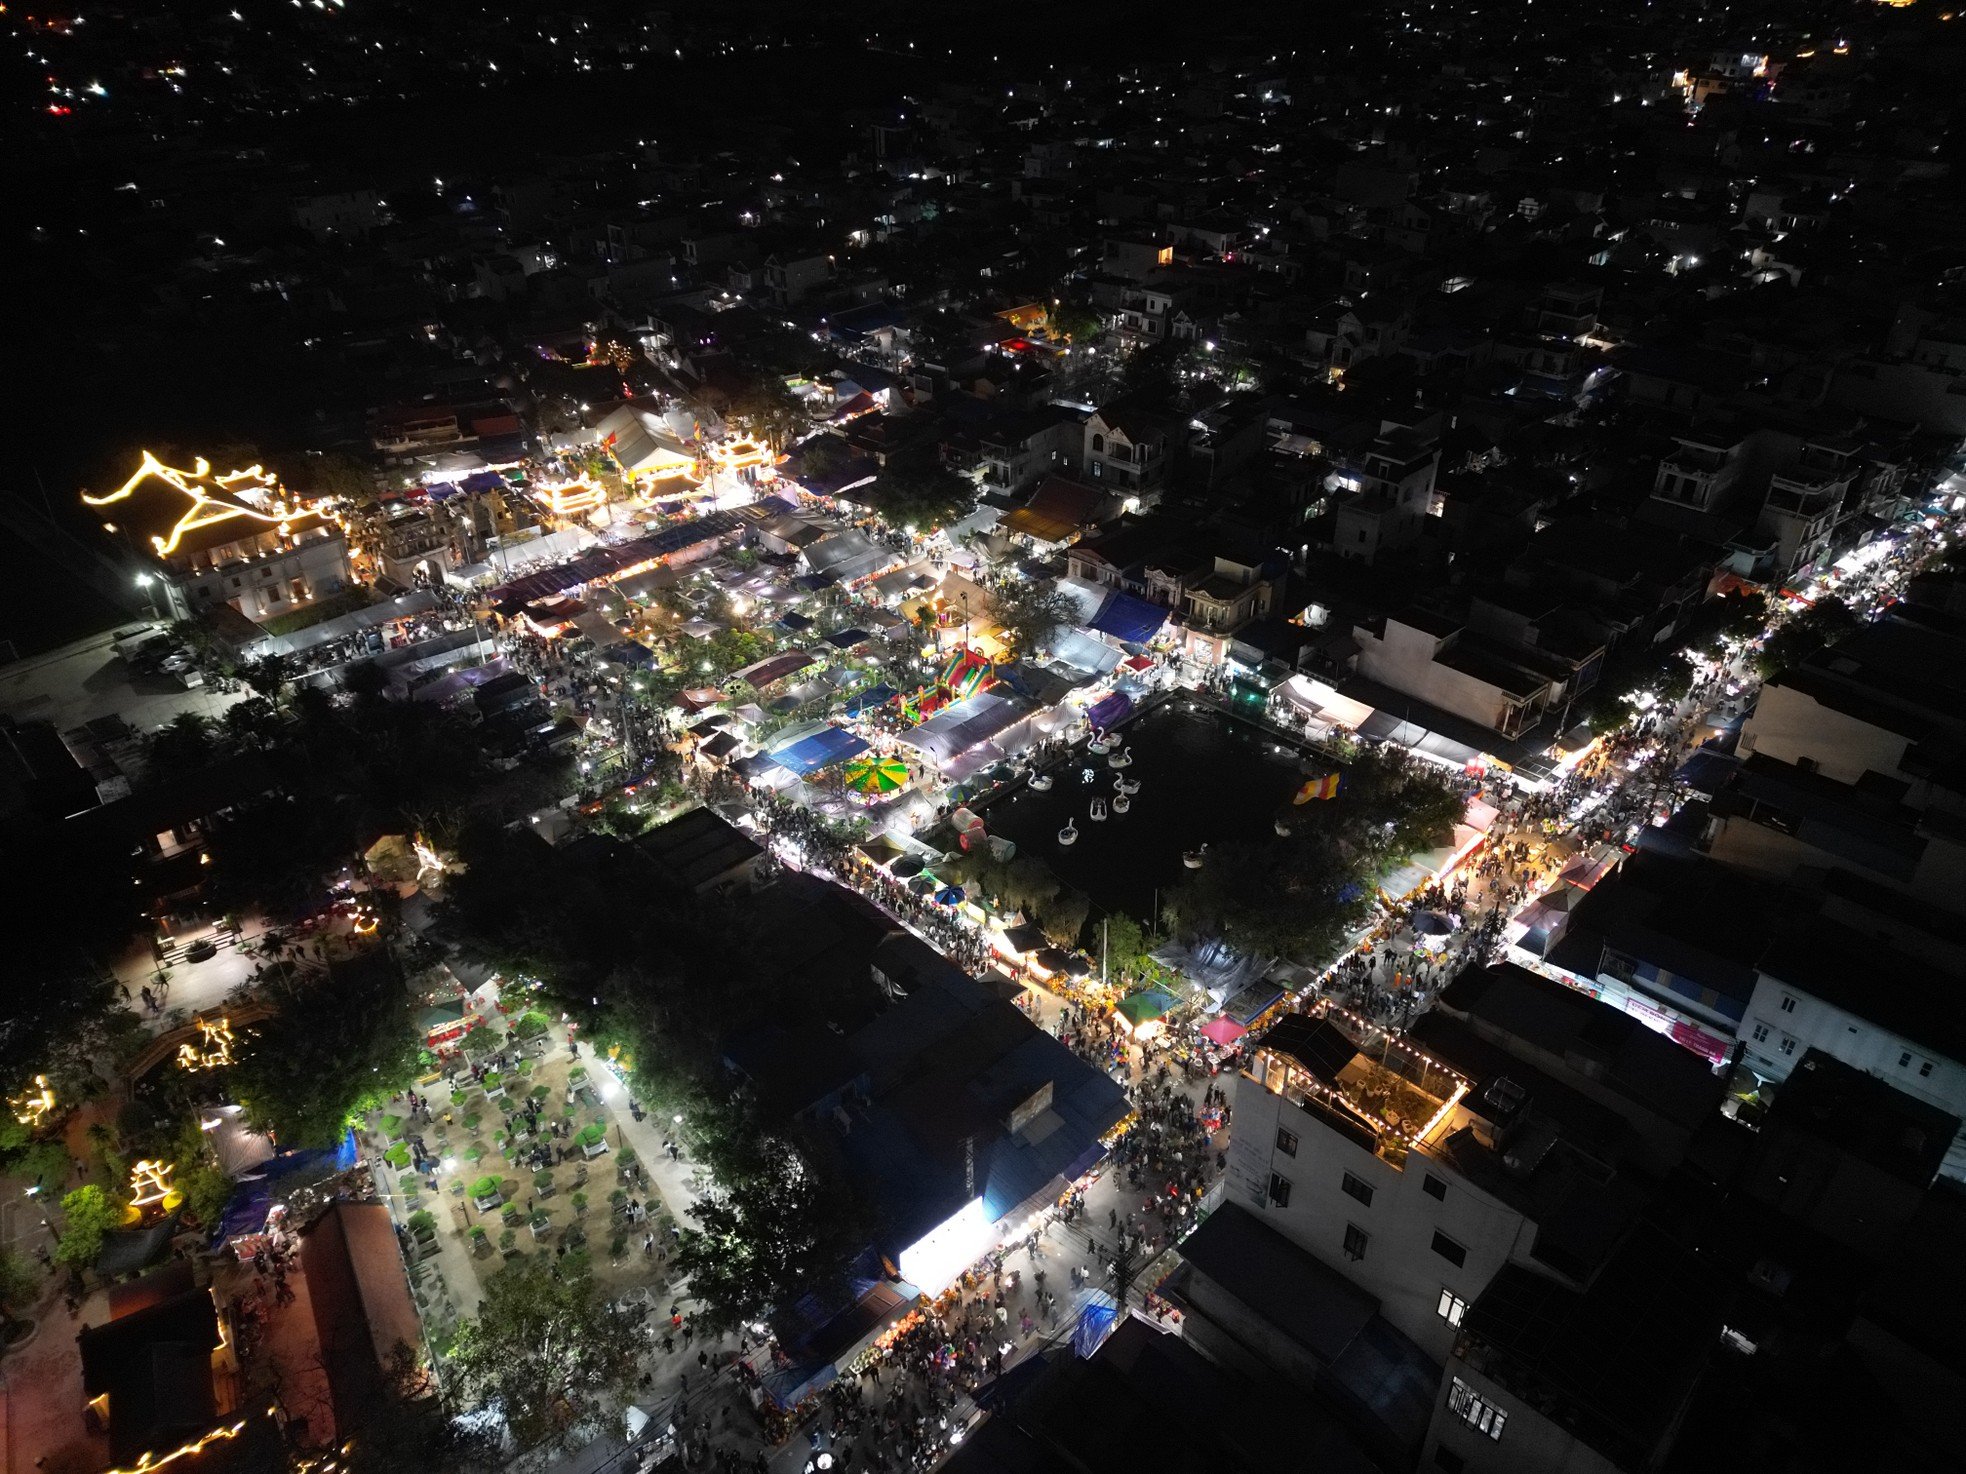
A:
82;452;332;559
129;1158;176;1209
106;1420;248;1474
11;1073;56;1127
175;1017;237;1073
709;438;771;470
534;476;609;517
412;836;447;877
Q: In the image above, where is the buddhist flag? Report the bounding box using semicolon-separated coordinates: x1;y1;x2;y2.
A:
1294;773;1342;804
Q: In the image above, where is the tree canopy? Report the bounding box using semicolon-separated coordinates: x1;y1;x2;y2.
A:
1754;594;1859;679
671;1096;863;1337
866;463;976;532
228;952;420;1146
448;1258;643;1453
55;1185;122;1269
985;577;1079;658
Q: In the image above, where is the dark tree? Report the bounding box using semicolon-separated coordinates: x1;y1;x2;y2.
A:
448;1258;642;1453
229;952;420;1146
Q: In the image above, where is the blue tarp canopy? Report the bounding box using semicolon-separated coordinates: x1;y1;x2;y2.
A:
1084;691;1133;731
460;471;506;495
842;683;897;716
1088;590;1167;646
771;725;870;778
1073;1292;1121;1359
826;627;873;650
210;1132;358;1244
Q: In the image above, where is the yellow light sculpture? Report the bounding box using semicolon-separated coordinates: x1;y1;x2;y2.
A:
412;836;447;877
82;451;329;558
11;1074;55;1127
176;1017;237;1073
130;1158;176;1209
107;1419;247;1474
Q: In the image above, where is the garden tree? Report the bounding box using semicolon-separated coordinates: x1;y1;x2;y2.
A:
867;462;976;532
1655;649;1700;704
0;1248;41;1335
341;1350;501;1474
54;1184;122;1270
151;679;501;921
985;577;1079;658
167;1119;235;1230
1681;589;1769;655
1165;834;1370;962
0;828;127;1113
448;1258;643;1453
219;695;285;750
301;449;377;501
237;653;291;703
204;791;362;921
673;1099;863;1337
229;951;420;1146
1047;301;1102;344
799;435;847;479
1035;887;1091;948
1339;746;1465;857
1096;912;1153;980
970;852;1061;918
700;626;771;677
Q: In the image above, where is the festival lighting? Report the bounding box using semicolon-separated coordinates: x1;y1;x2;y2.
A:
176;1017;237;1073
83;452;331;559
129;1158;177;1209
11;1074;55;1127
106;1420;247;1474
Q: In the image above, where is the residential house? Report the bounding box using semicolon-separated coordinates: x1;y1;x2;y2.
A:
1738;616;1966;816
1755;434;1862;580
764;250;833;307
1732;926;1966;1181
1333;424;1440;564
1084;401;1172;495
1348;608;1562;741
1224;1009;1651;1369
976;407;1086;498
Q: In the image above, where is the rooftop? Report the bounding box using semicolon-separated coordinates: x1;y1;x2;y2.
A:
631;805;765;893
1249;1008;1472;1170
1431;962;1725;1136
1460;1225;1723;1470
1764;1050;1960;1187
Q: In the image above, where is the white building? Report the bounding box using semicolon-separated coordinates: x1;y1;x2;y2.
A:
1225;1009;1646;1366
1736;928;1966;1180
1349;608;1560;740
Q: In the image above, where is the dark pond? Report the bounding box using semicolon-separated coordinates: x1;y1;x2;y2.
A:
982;700;1313;923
